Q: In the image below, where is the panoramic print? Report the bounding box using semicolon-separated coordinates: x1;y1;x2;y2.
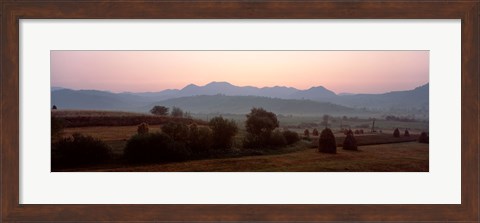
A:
51;51;429;172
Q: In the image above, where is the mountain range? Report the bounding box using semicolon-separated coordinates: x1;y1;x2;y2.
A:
51;81;428;116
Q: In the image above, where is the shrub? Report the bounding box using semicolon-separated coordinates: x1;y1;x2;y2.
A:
418;132;429;143
304;129;310;137
209;116;238;150
137;122;149;134
404;129;410;137
150;105;169;116
52;133;111;169
342;132;358;151
318;128;336;154
312;128;319;136
161;121;189;141
171;106;184;117
268;130;287;147
283;130;300;145
188;124;213;154
124;132;191;163
393;128;400;137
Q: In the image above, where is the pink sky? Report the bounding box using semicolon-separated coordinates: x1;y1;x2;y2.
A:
51;51;428;94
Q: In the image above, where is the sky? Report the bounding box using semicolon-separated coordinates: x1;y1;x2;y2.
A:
51;51;429;94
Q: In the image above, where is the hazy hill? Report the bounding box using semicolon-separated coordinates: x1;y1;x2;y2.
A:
149;95;355;115
51;89;148;110
51;82;429;115
332;84;429;110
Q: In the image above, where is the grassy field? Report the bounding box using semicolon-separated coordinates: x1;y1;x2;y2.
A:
91;142;428;172
52;109;206;127
54;110;429;172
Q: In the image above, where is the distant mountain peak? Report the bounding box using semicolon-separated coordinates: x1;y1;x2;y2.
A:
205;81;235;87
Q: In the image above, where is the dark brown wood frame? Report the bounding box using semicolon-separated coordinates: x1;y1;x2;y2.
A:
1;1;478;222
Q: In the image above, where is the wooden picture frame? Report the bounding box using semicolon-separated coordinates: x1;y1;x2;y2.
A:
1;1;478;222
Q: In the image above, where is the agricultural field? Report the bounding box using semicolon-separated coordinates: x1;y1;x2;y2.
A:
53;110;428;172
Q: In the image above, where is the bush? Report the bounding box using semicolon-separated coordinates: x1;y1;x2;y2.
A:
312;128;319;136
171;106;184;117
268;130;287;147
393;128;400;137
418;132;429;143
52;133;111;169
283;130;300;145
318;128;336;154
150;105;169;116
161;122;189;141
137;122;149;134
404;129;410;137
188;124;213;154
343;133;358;151
209;116;238;150
124;132;191;163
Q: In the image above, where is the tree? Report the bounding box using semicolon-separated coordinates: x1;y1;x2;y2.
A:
209;116;238;150
52;105;57;110
171;106;184;117
322;114;330;128
244;107;279;146
161;122;189;141
150;106;169;116
188;124;213;154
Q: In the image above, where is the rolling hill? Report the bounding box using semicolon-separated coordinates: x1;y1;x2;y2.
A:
51;82;428;116
147;95;356;115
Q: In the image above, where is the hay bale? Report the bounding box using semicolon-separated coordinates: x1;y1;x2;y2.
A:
418;132;429;143
137;122;149;134
304;129;310;137
393;128;400;137
354;130;360;134
312;128;319;136
404;129;410;137
342;133;358;151
318;128;336;154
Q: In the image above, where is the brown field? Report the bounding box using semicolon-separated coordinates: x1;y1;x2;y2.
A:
52;110;206;127
54;110;428;172
89;142;428;172
58;124;428;172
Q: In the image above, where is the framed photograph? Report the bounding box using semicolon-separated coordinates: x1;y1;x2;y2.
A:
1;1;478;222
